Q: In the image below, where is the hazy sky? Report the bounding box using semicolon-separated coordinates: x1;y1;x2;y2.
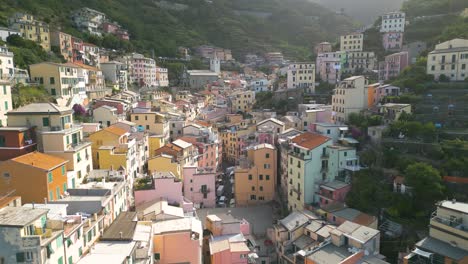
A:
308;0;405;25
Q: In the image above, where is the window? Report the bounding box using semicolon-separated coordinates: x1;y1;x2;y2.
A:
78;247;83;256
134;116;139;121
344;152;347;157
16;253;25;262
266;153;270;158
0;136;5;147
42;117;50;127
259;186;263;191
58;256;63;264
50;77;55;84
68;257;72;264
431;65;435;71
250;195;256;200
56;235;63;248
56;187;60;200
264;164;270;169
462;64;466;70
251;186;255;191
2;86;6;95
154;253;160;260
248;174;252;180
48;172;53;182
266;175;270;180
259;174;263;180
49;191;54;201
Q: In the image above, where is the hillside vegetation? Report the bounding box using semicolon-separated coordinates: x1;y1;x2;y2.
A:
0;0;357;60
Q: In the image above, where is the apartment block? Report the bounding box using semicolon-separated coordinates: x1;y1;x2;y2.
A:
0;81;12;126
332;76;368;123
314;42;332;54
100;61;128;90
381;11;406;33
405;200;468;264
383;32;404;51
50;31;73;62
341;51;377;74
316;51;342;84
427;38;468;81
183;166;216;208
379;51;409;81
130;110;169;140
287;62;315;93
71;7;106;36
8;13;50;51
29;62;85;99
340;33;363;52
234;144;277;206
0;127;36;161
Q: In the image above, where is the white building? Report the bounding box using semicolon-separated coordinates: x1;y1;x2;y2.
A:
332;76;368;123
340;33;364;52
341;51;377;74
250;78;270;92
100;61;128;90
427;38;468;81
0;26;20;41
71;7;106;36
210;56;220;74
0;46;14;81
287;62;315;93
93;105;126;128
380;11;406;33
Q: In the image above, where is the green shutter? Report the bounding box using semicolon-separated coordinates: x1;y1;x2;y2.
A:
49;191;54;201
58;256;63;264
48;172;53;182
4;101;7;111
62;166;65;175
56;187;60;200
3;85;6;95
56;235;63;248
63;183;67;192
42;117;50;127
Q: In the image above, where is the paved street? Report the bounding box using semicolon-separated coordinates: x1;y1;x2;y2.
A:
197;204;276;235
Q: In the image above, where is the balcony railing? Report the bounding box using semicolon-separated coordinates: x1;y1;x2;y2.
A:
430;213;468;233
321;153;329;159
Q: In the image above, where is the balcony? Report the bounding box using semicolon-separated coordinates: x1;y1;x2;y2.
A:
67;141;92;152
321;153;329;159
430;213;468;238
289;151;307;160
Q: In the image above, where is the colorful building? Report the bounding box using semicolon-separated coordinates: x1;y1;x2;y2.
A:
234;143;277;206
0;80;12;126
147;154;181;179
316;51;342;84
286;62;316;92
340;33;363;52
134;172;184;207
0;151;68;203
332;76;368;123
381;11;406;33
8;13;50;51
153;217;203;264
129;110;169;141
183;166;216;208
50;31;73;62
379;51;409;81
382;32;404;51
426;38;468;81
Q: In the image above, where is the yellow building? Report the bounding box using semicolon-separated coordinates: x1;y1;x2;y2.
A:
129;111;169;141
229;90;255;113
88;125;129;168
234;144;277;206
96;145;128;170
340;32;363;52
148;134;166;158
29;62;84;99
9;13;50;51
220;128;251;163
147;154;181;179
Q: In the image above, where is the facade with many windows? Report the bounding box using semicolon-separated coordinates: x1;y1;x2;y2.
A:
427;38;468;81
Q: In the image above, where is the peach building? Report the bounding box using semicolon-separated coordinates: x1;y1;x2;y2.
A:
0;151;68;204
234;143;277;206
153;217;203;264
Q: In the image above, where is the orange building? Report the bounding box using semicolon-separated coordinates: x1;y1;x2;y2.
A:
0;152;69;204
234;143;277;206
0;127;37;161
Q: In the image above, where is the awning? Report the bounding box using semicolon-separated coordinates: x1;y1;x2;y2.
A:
413;248;433;258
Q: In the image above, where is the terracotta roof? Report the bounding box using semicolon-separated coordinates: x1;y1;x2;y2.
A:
443;176;468;184
195;120;211;127
292;132;331;150
12;152;68;171
177;136;198;145
104;125;128;136
394;176;405;184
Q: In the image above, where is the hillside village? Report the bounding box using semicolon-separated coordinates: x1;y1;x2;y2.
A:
0;2;467;264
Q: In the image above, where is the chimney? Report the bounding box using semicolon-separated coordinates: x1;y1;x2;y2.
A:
119;231;123;239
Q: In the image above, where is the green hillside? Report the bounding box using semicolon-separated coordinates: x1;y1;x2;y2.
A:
0;0;358;60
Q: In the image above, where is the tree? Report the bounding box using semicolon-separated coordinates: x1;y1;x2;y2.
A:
405;163;444;211
72;104;86;116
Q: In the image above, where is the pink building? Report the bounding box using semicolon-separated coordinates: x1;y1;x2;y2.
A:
93;99;126;114
317;180;351;208
71;37;83;64
130;53;157;87
183;166;216;208
314;42;333;54
316;52;342;84
102;22;120;34
134;171;193;211
379;51;409;81
382;32;404;51
209;234;251;264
